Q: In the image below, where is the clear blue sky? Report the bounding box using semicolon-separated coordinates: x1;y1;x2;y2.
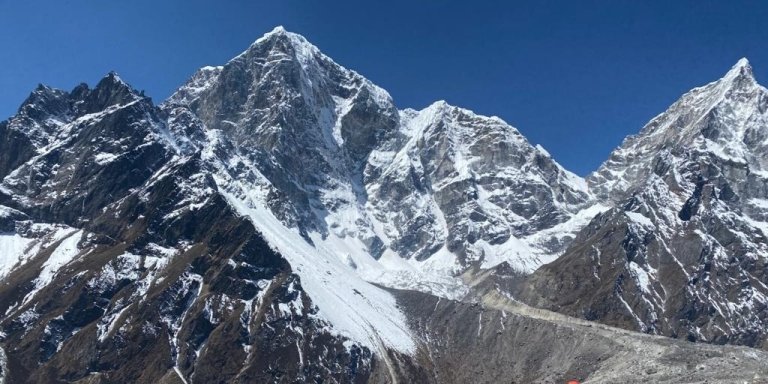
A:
2;1;767;175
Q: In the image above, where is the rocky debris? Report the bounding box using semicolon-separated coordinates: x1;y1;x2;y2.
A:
394;289;768;384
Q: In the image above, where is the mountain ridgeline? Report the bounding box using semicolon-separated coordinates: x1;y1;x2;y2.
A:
0;27;767;383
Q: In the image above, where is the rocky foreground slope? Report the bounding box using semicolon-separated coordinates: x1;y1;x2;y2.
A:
0;26;767;383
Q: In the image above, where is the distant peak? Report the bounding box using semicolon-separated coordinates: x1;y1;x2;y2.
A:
97;71;127;86
33;83;53;93
26;83;66;101
721;57;755;84
253;25;301;46
70;82;90;99
729;57;752;74
86;71;144;111
430;100;452;109
419;100;509;125
101;71;130;87
18;84;67;114
229;26;326;72
420;100;455;118
270;25;287;35
29;84;68;99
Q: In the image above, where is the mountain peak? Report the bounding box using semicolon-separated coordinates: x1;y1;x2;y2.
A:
250;25;307;48
20;84;66;109
232;26;321;71
15;84;70;124
588;57;767;201
96;71;132;91
252;25;289;43
425;99;453;113
33;83;53;93
420;100;510;126
84;72;143;112
268;25;287;35
734;56;750;68
720;57;756;86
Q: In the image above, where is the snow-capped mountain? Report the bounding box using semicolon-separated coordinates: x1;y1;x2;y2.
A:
162;26;600;303
0;70;380;383
520;58;768;349
167;26;595;276
1;26;768;383
0;26;603;383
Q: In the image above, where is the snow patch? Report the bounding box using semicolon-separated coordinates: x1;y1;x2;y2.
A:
0;234;34;278
36;230;83;287
94;152;119;165
626;211;654;227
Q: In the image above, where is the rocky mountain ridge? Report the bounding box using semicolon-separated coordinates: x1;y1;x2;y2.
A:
1;26;768;383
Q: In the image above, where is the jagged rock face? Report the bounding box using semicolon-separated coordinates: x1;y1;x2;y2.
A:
0;74;171;225
588;59;768;202
165;28;400;242
520;59;768;349
0;121;34;181
0;73;374;383
0;26;599;383
0;183;371;383
366;102;591;268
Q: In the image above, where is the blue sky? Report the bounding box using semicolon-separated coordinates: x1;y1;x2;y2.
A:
2;1;767;175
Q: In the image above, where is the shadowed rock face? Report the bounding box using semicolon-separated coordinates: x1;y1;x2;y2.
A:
518;59;768;350
0;73;170;226
0;122;34;181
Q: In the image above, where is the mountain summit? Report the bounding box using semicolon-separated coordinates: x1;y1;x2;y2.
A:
588;57;768;201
